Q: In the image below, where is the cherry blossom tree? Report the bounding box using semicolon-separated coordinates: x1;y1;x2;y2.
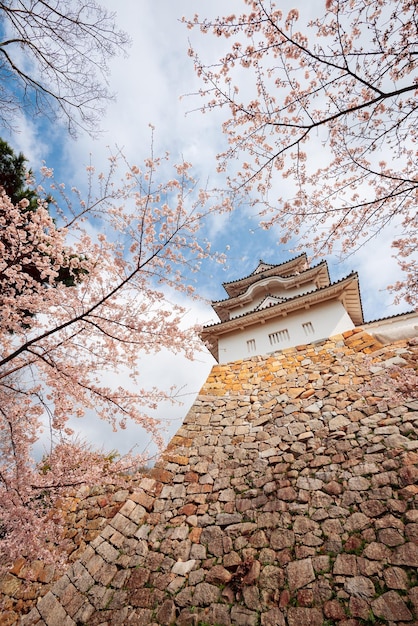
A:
184;0;418;307
0;0;129;136
0;138;83;305
0;143;219;568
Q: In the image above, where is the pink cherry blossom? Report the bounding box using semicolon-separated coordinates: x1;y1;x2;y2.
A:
0;147;222;571
184;0;418;307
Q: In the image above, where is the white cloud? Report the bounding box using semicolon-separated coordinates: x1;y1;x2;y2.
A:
33;295;215;462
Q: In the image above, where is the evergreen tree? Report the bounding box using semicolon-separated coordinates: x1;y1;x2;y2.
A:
0;138;37;207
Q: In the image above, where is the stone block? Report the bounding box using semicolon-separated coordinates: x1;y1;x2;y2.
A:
287;558;315;591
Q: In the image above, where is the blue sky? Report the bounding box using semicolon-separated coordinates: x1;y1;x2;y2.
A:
3;1;413;460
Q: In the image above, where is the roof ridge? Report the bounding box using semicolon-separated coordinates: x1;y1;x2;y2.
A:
214;259;329;305
222;252;308;287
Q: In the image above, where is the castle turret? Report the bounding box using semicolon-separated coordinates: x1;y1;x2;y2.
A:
201;254;364;363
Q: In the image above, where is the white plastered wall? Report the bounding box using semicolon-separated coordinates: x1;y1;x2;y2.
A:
217;300;354;364
365;313;418;344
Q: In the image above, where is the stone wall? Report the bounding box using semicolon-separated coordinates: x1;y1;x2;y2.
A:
12;329;418;624
0;481;145;623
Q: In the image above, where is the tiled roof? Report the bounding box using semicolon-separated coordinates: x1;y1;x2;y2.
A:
364;310;417;325
203;271;362;330
221;253;308;288
213;259;329;305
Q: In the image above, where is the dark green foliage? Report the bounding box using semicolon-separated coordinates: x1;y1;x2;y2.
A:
0;138;37;207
